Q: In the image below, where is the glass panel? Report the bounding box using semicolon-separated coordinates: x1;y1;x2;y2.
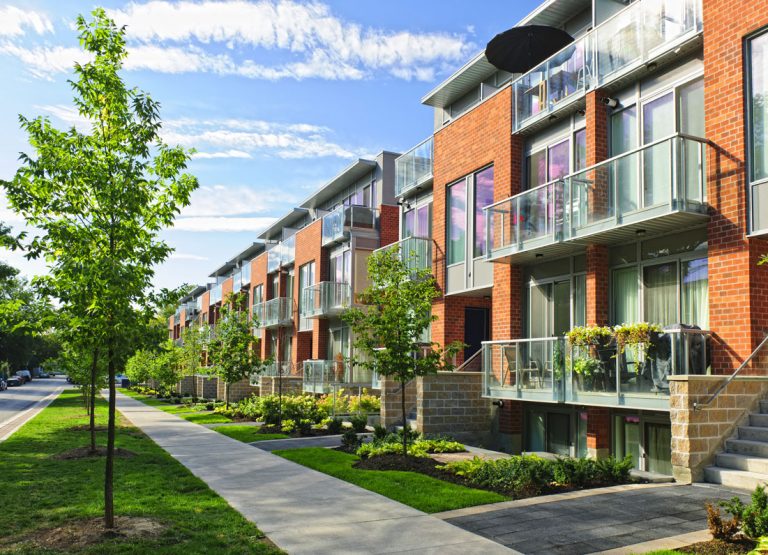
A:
644;262;678;326
527;411;546;452
553;280;571;336
548;140;570;181
750;32;768;182
679;79;705;202
416;204;431;238
404;209;415;237
574;129;587;172
529;283;551;338
614;415;641;470
474;166;495;257
754;181;768;232
527;150;547;189
547;413;570;456
597;3;642;78
612;106;638;213
577;411;588;458
613;267;639;324
642;93;675;207
610;244;637;266
642;228;707;259
448;180;466;264
573;274;586;328
681;258;708;328
646;423;672;475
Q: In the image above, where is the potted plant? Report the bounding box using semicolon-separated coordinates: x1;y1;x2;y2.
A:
565;326;613;390
572;356;601;390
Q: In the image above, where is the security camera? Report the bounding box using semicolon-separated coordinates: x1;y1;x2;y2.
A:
600;96;619;108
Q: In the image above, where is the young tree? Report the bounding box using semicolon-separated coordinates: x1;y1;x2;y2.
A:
3;10;197;528
343;248;462;456
208;292;265;407
179;324;206;398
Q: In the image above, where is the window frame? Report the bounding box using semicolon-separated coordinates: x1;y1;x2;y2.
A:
745;27;768;235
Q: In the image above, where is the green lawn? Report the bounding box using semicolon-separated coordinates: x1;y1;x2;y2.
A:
274;447;506;513
0;389;281;554
119;389;233;424
214;426;289;443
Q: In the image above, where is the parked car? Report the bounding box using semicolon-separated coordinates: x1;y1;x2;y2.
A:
16;370;31;383
0;377;7;391
6;375;22;387
37;372;50;378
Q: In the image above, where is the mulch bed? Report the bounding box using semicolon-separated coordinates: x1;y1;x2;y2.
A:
53;446;137;460
6;516;166;551
681;538;756;554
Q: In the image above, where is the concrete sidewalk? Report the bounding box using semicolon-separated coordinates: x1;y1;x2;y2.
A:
114;392;513;554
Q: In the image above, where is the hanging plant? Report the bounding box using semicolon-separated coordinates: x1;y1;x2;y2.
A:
613;322;663;356
565;325;614;347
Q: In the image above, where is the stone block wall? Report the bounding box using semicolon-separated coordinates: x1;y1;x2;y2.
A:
416;372;492;435
258;376;303;396
176;376;195;396
670;375;768;483
380;376;417;429
195;375;218;399
216;378;260;404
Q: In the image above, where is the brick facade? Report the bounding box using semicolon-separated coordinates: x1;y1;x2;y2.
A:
379;203;400;248
416;372;493;440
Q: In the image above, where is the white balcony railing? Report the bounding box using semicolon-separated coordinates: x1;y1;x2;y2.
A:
395;136;434;197
301;282;352;319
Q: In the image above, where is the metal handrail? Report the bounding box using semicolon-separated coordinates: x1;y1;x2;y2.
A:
454;348;483;372
693;334;768;410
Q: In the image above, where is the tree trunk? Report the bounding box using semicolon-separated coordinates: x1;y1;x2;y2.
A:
191;369;197;399
401;380;408;457
104;342;116;530
225;381;230;409
89;348;99;454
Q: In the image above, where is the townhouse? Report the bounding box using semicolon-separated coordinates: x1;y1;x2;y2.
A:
170;0;768;485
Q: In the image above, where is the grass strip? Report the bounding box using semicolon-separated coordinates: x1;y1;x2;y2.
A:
274;447;506;513
119;389;232;423
0;389;280;554
214;426;289;443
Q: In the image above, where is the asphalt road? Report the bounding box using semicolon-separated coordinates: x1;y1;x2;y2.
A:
0;376;67;430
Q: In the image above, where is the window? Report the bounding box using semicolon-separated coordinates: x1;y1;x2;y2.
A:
474;166;495;257
748;31;768;233
252;284;263;306
524;137;574;190
270;274;280;299
447;180;467;264
403;203;431;238
574;129;587;171
330;250;351;283
298;262;315;331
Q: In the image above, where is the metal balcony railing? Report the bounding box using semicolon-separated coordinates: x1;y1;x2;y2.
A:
302;359;373;394
374;236;432;274
511;0;702;132
209;284;222;305
258;297;293;328
240;264;251;287
483;328;711;410
301;281;352;319
395;136;433;197
251;302;265;329
321;205;378;246
485;134;709;263
266;235;296;273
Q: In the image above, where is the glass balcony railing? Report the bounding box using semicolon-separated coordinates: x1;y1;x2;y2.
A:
209;284;222;306
195;297;203;312
241;264;251;287
395;136;434;197
322;205;378;246
259;297;293;328
374;236;433;274
301;282;352;319
266;235;296;274
482;329;710;410
485;134;708;262
510;0;701;132
302;359;373;394
251;303;265;329
232;270;242;290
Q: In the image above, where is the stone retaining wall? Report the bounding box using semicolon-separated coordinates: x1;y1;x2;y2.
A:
176;376;195;396
216;378;260;403
670;375;768;483
416;372;493;436
195;375;218;399
258;376;303;396
380;376;417;429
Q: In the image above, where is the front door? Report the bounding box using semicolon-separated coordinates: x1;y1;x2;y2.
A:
464;307;490;361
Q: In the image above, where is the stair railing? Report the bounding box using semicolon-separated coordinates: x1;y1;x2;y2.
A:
693;334;768;410
453;348;483;372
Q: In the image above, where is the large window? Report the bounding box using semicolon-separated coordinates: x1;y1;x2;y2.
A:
403;203;431;238
525;138;572;189
474;167;495;257
447;180;467;265
748;31;768;233
298;262;315;331
330;250;351;284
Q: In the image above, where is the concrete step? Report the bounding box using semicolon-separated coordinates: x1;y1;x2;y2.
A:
725;438;768;458
717;452;768;474
760;400;768;414
704;466;768;491
750;413;768;427
739;426;768;442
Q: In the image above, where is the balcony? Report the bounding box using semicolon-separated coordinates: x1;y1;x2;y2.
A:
302;359;373;394
374;236;432;274
251;302;265;328
395;136;433;197
240;264;251;287
256;297;294;328
301;281;352;319
209;284;222;305
511;0;702;133
482;329;710;410
485;135;709;263
322;205;377;246
267;235;297;273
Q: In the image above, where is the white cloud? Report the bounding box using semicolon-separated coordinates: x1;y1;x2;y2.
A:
0;43;89;79
172;215;276;232
192;149;252;159
169;252;209;261
181;184;297;217
33;104;91;131
0;6;54;37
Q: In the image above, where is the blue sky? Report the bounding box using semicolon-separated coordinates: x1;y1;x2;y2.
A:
0;0;538;291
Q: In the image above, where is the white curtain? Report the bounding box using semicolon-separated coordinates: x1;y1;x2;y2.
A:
612;267;639;324
682;258;708;328
644;262;678;326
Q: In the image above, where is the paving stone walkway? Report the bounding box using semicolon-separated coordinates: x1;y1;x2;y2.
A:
438;482;749;555
114;391;513;554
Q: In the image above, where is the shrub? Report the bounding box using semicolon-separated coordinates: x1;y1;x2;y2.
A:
297;418;313;436
341;429;362;452
706;502;740;541
373;425;388;441
350;414;368;433
258;394;328;426
281;419;296;434
317;391;350;415
205;402;214;411
721;486;768;539
357;437;464;459
326;417;343;434
349;389;381;413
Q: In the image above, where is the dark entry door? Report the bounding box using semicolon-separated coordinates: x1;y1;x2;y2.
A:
464;307;490;361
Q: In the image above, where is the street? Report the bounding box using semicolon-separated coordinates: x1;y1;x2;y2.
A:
0;377;67;438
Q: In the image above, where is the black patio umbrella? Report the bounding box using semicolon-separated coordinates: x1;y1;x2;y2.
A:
485;25;575;74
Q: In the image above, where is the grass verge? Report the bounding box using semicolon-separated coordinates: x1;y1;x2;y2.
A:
274;447;506;513
0;389;280;554
214;426;289;443
119;389;232;424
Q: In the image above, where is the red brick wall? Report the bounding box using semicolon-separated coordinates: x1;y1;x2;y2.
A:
250;252;268;359
703;0;768;372
587;407;610;452
293;219;328;364
498;400;523;435
432;295;492;366
221;276;233;303
379;203;400;248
